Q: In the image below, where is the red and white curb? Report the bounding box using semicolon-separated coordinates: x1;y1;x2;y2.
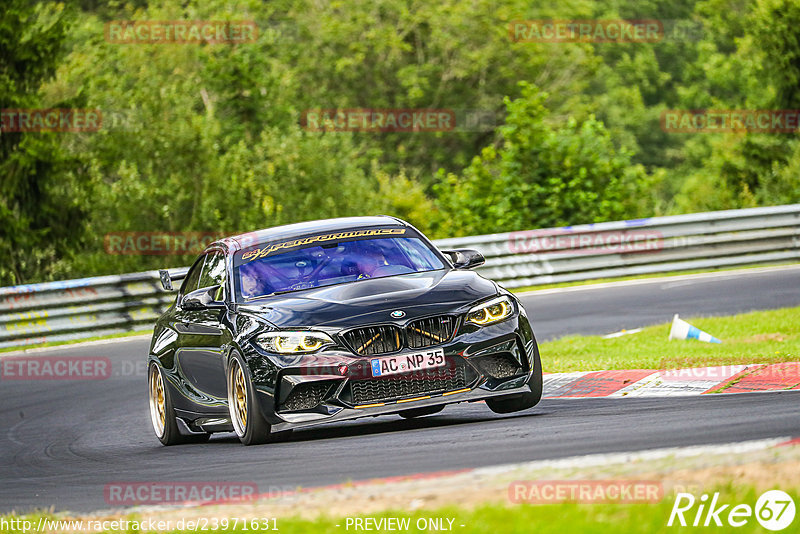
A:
543;362;800;398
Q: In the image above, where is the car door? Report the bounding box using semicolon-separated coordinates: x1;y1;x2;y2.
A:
172;250;231;401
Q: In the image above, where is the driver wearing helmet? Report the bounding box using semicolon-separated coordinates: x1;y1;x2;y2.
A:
355;241;389;279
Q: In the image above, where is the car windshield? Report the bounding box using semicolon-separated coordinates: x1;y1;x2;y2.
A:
234;233;445;301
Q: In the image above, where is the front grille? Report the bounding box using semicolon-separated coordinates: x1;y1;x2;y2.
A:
281;383;330;411
473;354;521;379
342;325;402;356
406;316;457;349
350;365;467;405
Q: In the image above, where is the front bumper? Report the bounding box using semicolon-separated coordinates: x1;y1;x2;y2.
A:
244;313;539;431
270;374;533;432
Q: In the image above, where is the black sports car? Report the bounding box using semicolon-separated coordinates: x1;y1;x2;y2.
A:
148;216;543;445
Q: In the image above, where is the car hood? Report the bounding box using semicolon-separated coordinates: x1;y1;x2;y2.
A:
236;269;498;329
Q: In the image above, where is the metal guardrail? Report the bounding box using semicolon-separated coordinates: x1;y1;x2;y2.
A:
1;204;798;349
438;203;800;287
0;269;188;349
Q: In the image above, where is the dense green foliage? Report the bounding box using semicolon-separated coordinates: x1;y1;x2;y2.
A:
0;1;81;285
1;0;799;284
434;82;652;235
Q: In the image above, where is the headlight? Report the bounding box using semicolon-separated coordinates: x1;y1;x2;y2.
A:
256;331;334;354
466;296;514;326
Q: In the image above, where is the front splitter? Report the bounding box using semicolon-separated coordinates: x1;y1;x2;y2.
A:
268;373;534;432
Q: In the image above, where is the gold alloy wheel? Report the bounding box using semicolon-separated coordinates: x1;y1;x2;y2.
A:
232;361;248;430
149;366;166;437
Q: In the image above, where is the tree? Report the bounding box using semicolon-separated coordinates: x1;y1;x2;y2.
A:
0;1;81;285
434;83;651;236
671;0;800;212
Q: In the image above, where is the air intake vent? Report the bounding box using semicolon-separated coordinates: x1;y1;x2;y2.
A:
473;354;521;379
406;316;456;349
350;365;467;405
342;325;402;356
281;383;330;411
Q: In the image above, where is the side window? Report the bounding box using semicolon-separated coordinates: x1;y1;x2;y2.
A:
198;251;226;297
180;255;205;298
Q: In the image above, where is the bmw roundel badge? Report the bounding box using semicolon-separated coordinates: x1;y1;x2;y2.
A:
391;310;406;318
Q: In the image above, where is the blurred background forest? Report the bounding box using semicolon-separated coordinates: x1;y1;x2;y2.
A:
2;0;799;285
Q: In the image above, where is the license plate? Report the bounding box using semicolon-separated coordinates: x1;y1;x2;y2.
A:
370;348;445;377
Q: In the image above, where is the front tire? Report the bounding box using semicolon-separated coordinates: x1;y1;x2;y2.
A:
227;352;271;445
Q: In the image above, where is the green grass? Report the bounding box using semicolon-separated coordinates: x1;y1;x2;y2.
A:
3;484;796;533
509;262;799;293
540;306;800;373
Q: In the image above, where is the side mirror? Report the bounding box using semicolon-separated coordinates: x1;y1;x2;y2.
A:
182;285;225;309
159;269;174;291
442;249;485;270
158;268;188;291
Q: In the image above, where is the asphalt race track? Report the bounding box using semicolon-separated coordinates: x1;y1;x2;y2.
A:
1;266;799;514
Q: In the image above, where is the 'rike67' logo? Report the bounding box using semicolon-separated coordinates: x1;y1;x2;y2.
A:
668;490;795;530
